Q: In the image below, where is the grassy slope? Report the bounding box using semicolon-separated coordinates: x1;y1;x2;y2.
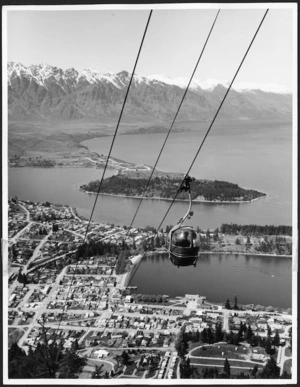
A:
7;119;167;159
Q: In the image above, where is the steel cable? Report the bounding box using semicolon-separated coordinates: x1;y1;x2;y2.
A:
125;9;220;237
156;9;269;233
50;10;153;350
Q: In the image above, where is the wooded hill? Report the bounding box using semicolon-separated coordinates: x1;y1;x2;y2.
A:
80;175;265;202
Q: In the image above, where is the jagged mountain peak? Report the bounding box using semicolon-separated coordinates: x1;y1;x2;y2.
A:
7;62;292;121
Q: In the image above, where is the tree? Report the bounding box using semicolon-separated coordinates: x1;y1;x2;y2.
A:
265;337;273;355
191;330;200;343
289;327;292;350
235;237;241;245
225;298;231;309
132;238;136;250
206;229;210;241
245;236;251;251
245;324;253;342
154;235;161;248
202;366;219;379
93;365;103;378
226;330;235;345
272;331;280;347
121;350;130;365
213;229;219;241
280;370;291;379
200;328;208;343
71;339;79;351
215;323;224;342
8;341;86;379
233;295;238;310
258;357;280;378
223;358;231;378
17;269;24;284
180;357;193;378
206;327;214;344
251;364;259;377
22;273;28;286
175;328;189;359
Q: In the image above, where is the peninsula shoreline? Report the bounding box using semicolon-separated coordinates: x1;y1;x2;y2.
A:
81;188;268;204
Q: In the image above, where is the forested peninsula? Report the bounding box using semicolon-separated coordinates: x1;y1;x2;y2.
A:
80;175;266;203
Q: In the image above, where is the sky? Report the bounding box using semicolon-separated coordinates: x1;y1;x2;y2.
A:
4;5;295;89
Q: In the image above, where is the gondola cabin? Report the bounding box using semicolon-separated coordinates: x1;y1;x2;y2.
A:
167;175;200;267
168;225;200;267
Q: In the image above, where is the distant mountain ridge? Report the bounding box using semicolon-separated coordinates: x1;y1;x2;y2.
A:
7;62;292;122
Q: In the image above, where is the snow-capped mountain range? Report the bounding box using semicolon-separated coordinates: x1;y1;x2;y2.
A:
147;74;291;94
7;62;292;121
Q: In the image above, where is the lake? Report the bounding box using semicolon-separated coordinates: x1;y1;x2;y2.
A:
9;119;293;228
7;119;293;307
129;253;292;308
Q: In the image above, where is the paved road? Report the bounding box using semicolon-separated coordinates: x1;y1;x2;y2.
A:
66;229;84;239
86;358;115;372
277;342;292;376
190;362;258;370
27;249;77;273
9;222;32;245
18;203;31;222
222;309;230;331
69;207;82;222
190;355;264;365
23;230;53;274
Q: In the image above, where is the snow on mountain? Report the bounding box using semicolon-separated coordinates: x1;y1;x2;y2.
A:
148;74;291;94
232;81;291;94
7;61;292;121
7;62;291;94
148;74;192;89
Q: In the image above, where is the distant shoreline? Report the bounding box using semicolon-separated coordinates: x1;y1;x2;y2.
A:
146;250;292;259
81;189;267;204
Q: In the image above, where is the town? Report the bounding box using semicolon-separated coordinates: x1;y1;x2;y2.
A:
7;198;292;379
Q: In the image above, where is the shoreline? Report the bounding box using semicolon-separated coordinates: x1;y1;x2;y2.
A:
120;253;144;288
81;189;267;205
145;250;292;259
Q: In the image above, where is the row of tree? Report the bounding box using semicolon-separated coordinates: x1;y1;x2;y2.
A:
181;356;286;379
115;250;132;274
8;341;86;378
131;293;169;304
220;223;292;236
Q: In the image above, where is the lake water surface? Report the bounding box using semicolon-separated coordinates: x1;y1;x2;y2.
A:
9;119;292;228
129;253;292;308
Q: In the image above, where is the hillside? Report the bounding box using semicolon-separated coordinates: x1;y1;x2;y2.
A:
8;62;292;122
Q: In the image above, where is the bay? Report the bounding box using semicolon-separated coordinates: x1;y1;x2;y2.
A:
129;253;292;308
